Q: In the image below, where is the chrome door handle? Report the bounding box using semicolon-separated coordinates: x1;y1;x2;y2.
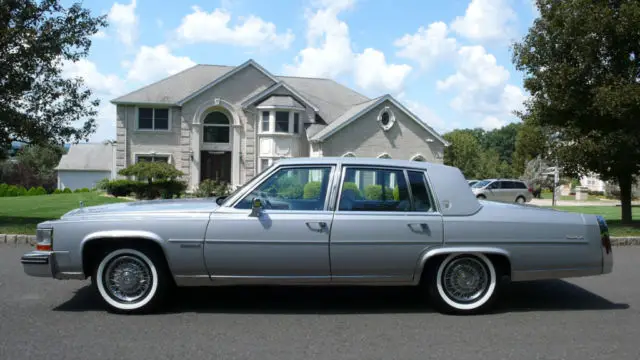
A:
305;221;327;232
408;223;429;233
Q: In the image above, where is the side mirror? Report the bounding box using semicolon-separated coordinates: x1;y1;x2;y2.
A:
250;197;263;217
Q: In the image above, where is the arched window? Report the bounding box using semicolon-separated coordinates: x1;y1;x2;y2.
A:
410;154;426;162
203;112;230;143
342;152;356;157
377;153;391;159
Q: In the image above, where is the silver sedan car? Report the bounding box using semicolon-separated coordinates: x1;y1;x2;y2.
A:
21;157;613;315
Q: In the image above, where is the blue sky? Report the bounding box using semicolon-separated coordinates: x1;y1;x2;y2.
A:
62;0;539;142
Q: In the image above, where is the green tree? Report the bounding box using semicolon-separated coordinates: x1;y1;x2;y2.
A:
482;123;522;165
512;0;640;223
0;0;107;150
443;130;485;179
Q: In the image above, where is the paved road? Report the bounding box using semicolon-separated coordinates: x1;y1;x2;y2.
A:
1;244;639;360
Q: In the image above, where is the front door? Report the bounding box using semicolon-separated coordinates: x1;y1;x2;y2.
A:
201;151;231;184
203;165;336;281
328;166;444;283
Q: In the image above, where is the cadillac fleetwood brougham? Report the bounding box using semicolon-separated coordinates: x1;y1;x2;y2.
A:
21;157;614;315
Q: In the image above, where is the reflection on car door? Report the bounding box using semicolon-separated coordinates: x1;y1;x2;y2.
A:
328;166;444;284
203;165;335;282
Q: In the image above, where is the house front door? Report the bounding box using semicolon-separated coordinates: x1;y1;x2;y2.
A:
201;151;231;184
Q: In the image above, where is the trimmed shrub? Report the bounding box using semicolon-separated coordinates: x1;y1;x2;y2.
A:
35;186;47;195
104;180;136;198
74;187;90;193
364;184;394;200
0;183;8;197
341;182;363;199
16;186;27;196
63;188;72;193
154;179;188;199
303;181;322;199
194;179;230;198
26;187;39;196
53;188;63;194
4;185;19;197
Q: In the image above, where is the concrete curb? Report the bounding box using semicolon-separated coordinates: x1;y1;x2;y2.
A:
610;237;640;246
1;233;639;247
0;234;37;245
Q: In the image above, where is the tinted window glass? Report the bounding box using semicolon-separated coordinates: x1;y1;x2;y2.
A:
514;181;528;189
236;166;333;211
138;108;153;129
338;167;410;212
154;109;169;129
261;111;269;132
275;111;289;132
407;171;432;211
203;126;229;143
294;113;300;133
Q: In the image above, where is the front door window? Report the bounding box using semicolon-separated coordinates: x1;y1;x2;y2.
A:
203;112;230;143
235;166;333;211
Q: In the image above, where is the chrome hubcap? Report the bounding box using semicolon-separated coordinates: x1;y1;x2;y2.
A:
442;257;489;303
103;255;152;303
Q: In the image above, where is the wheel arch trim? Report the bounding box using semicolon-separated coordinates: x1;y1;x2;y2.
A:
413;246;511;285
80;230;168;272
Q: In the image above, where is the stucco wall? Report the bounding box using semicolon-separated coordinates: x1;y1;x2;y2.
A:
321;100;444;163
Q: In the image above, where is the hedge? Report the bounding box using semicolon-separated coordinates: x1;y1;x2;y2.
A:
364;184;395;200
0;183;48;197
103;179;187;200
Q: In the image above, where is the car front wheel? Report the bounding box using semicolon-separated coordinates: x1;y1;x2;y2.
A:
426;253;500;315
92;246;169;314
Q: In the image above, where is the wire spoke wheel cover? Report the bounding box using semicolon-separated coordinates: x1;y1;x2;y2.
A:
435;253;497;312
95;248;159;311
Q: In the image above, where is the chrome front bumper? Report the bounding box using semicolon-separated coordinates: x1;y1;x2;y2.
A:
21;251;58;278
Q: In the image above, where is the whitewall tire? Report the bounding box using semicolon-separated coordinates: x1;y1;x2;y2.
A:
426;253;500;315
93;247;168;314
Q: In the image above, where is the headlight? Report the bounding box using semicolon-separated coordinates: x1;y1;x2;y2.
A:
36;228;53;251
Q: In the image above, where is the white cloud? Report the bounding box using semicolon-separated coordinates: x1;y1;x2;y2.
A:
126;45;196;83
62;59;125;96
284;0;411;94
354;49;411;93
401;98;452;133
450;0;517;42
175;7;294;50
107;0;138;47
92;31;107;39
394;22;458;68
437;45;527;123
480;115;507;130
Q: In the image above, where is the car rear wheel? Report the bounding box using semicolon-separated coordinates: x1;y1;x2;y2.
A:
516;196;525;204
92;246;169;314
426;253;500;315
476;194;486;200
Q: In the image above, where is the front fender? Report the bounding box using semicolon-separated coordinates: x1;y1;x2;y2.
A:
412;246;511;285
80;230;166;255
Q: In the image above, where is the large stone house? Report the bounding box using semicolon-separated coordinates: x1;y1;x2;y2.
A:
110;59;448;190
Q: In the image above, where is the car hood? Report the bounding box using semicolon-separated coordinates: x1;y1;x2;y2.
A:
60;197;221;219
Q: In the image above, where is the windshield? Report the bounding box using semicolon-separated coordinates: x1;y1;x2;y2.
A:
472;180;491;188
220;163;274;206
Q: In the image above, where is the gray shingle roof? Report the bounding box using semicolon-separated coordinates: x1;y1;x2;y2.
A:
310;97;382;140
256;95;305;110
277;76;370;122
56;143;114;171
111;65;235;104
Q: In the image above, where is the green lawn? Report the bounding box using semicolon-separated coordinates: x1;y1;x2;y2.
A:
550;206;640;237
0;192;131;234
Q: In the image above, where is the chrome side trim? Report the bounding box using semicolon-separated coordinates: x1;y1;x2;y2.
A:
511;267;603;281
412;246;511;285
209;275;331;286
174;275;212;286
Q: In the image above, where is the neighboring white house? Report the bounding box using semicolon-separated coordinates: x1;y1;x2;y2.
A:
55;142;116;190
580;173;606;192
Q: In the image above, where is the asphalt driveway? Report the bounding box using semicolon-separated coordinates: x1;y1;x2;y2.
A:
1;243;639;360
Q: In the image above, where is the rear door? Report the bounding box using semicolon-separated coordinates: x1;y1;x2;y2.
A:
328;165;444;283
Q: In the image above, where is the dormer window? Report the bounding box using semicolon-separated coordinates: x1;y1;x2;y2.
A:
256;95;305;135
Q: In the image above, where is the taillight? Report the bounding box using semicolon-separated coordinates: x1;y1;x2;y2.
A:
528;187;533;193
596;216;611;254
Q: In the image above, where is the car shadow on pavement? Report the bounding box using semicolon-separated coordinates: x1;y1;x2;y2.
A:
53;279;629;315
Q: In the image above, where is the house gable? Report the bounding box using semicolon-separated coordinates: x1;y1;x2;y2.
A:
311;94;449;147
176;59;279;106
319;99;447;162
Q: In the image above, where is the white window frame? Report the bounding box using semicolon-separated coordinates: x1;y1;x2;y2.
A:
258;109;302;135
134;153;172;164
136;107;171;131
